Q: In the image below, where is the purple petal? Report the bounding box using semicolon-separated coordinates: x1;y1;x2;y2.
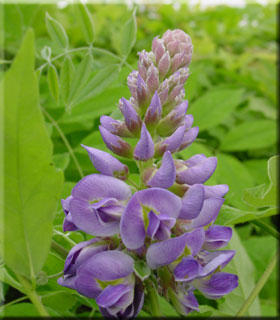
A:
61;196;79;231
99;125;132;157
177;157;217;185
96;284;132;308
199;250;235;277
72;174;131;202
146;233;189;269
185;154;207;167
180;291;199;313
80;250;134;281
203;225;232;250
174;256;202;282
134;123;154;161
185;228;205;256
184;114;194;129
147;151;176;188
100;115;130;137
157;124;185;155
188;197;224;229
179;126;199;151
147;211;176;241
119;98;141;134
204;185;229;199
137;73;148;104
81;145;128;180
194;272;238;299
74;272;102;298
64;238;106;275
144;91;162;125
120;188;181;249
179;184;204;219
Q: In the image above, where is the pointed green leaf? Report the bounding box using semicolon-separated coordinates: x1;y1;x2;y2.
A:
60;56;74;106
120;9;137;57
133;260;151;281
220;120;277;151
45;12;69;49
77;3;95;44
47;64;60;103
0;29;63;279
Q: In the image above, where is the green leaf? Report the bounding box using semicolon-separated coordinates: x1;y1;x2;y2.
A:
243;155;278;208
45;12;69;49
158;295;179;317
220;120;277;151
3;303;40;317
67;53;93;107
120;9;137;57
0;29;63;279
60;56;74;106
42;292;76;316
133;260;151;281
47;64;60;103
77;3;95;44
53;153;70;171
218;229;261;316
189;88;244;130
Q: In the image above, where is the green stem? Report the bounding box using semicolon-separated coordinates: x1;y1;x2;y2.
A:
145;280;161;317
251;220;279;239
0;295;28;310
17;275;49;317
41;106;84;179
51;240;68;259
236;252;277;316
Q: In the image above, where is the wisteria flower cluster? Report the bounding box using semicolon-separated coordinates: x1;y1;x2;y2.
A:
58;29;238;318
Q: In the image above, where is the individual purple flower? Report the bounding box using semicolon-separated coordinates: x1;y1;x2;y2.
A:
134;123;154;161
146;151;176;188
193;272;238;299
203;225;232;250
144;91;162;127
69;174;131;236
82;145;128;180
175;154;217;185
120;188;181;250
99;125;132;158
119;98;142;135
100;115;131;137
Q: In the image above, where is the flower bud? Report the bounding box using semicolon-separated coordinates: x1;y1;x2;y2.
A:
144;91;162;127
119;98;142;135
138;50;155;81
158;51;171;79
99;126;132;158
146;64;159;95
134;123;154;161
152;37;165;64
178;126;199;151
100;115;131;137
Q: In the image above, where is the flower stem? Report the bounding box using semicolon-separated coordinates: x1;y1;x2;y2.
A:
251;219;279;239
41;106;84;179
17;274;49;317
51;240;68;259
236;252;277;316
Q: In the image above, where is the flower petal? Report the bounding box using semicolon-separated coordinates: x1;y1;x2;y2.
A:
194;272;238;299
96;284;131;308
72;174;131;201
146;233;189;269
119;98;141;134
82;145;128;180
144;91;162;125
79;250;134;281
185;228;205;256
203;225;232;250
188;197;224;229
174;256;202;282
204;184;229;199
179;184;204;219
134;123;154;160
147;151;176;188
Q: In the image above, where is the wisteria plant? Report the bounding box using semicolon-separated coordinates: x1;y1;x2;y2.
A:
58;29;238;318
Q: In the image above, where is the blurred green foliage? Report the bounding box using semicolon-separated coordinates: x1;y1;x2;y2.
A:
1;1;278;318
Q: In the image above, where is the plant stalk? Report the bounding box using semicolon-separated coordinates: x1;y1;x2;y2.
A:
236;252;277;316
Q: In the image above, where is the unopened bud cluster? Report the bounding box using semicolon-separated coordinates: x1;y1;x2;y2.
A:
58;29;238;318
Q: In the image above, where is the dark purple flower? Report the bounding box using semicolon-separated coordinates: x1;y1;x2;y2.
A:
82;145;128;180
69;174;131;236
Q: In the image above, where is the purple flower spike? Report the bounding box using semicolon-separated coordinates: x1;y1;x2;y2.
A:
81;145;128;180
203;226;233;250
144;91;162;126
174;256;202;282
204;184;229;199
134;123;154;161
156;123;186;156
99;125;132;158
147;151;176;188
176;156;217;185
100;115;131;137
61;196;78;232
70;174;131;236
119;98;141;134
194;272;238;299
146;233;189;269
187;197;224;229
147;211;176;241
179;184;205;219
120;188;181;249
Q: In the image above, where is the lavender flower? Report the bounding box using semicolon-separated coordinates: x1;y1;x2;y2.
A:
58;29;238;318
